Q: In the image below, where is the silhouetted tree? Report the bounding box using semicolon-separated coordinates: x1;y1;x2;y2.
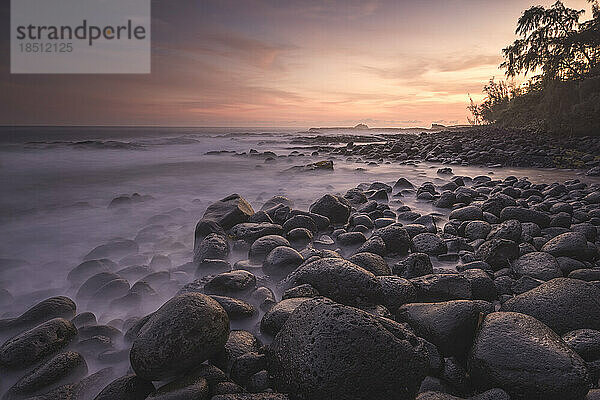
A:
501;0;599;81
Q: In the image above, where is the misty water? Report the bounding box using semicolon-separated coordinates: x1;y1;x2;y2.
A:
1;126;598;390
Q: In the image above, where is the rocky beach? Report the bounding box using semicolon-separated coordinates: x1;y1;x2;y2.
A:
1;126;600;400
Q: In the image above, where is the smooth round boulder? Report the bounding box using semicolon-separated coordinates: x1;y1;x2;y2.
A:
469;311;590;400
0;318;77;369
0;296;76;334
248;235;290;264
396;300;482;357
409;274;472;302
94;374;155;400
130;293;230;381
309;194;351;224
260;297;311;336
286;258;382;306
268;298;429;400
6;351;88;399
194;233;230;263
377;276;417;311
500;207;550;228
449;206;483;221
373;224;412;255
412;233;447;256
202;194;255;230
393;253;433;279
511;252;562;281
262;246;303;278
502;278;600;334
348;252;391;276
542;232;595;262
204;270;257;297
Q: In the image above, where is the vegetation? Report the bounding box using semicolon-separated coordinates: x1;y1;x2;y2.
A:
469;0;600;136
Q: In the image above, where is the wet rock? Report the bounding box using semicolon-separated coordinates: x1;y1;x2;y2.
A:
67;259;116;283
396;300;483;357
0;318;77;369
130;293;230;380
500;207;550;228
393;253;433;279
286;228;313;247
261;196;294;211
248;235;290;263
542;232;595;262
211;330;261;373
461;269;497;301
348;252;391;276
204;270;257;297
377;276;417;311
569;269;600;281
469;311;590;400
502;278;600;334
511;252;562;280
337;231;367;246
0;296;76;334
230;223;284;243
76;272;121;301
211;395;289;400
194;233;230;263
412;233;447;256
260;297;311;336
262;246;303;278
394;178;414;189
373;224;412;255
464;221;492;241
282;215;317;233
71;312;96;328
147;374;208;400
94;375;155;400
210;295;257;320
356;235;387;256
562;329;600;362
449;206;483;221
78;325;121;341
286;258;382;306
5;351;87;399
410;273;472;302
249;286;277;311
203;194;255;230
309;194;351;224
475;239;519;270
282;284;319;300
84;240;138;261
268;298;429;400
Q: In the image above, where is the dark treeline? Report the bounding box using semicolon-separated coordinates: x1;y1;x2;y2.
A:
469;0;600;136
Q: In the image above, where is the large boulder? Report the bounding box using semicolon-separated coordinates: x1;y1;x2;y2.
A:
475;239;519;270
469;312;590;400
396;300;483;357
511;252;562;281
0;318;77;369
0;296;76;334
194;233;230;264
130;293;230;381
94;375;155;400
309;194;351;224
262;246;303;279
248;235;290;264
409;274;472;302
260;297;311;336
5;351;88;399
203;194;255;230
268;298;429;400
502;278;600;335
348;252;391;276
373;224;412;255
286;258;382;306
542;232;596;262
411;233;447;256
230;223;284;243
500;207;550;228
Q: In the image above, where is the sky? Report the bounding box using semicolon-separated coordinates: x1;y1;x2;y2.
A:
0;0;594;127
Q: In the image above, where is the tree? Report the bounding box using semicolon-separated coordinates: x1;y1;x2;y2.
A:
501;0;598;81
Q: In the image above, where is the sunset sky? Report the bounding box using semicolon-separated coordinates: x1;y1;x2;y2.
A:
0;0;594;127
